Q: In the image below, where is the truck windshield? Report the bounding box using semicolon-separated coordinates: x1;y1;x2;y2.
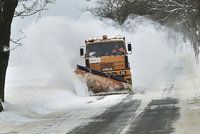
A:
86;41;126;57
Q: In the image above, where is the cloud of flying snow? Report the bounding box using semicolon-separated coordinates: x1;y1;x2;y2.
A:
7;13;188;95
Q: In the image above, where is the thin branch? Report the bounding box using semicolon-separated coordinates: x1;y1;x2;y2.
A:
14;0;55;18
9;30;26;51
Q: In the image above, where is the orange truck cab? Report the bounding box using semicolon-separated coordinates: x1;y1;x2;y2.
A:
80;35;132;85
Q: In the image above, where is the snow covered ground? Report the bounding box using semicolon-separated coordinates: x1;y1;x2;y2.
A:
1;1;200;133
1;65;128;133
1;53;200;134
2;53;200;134
172;56;200;134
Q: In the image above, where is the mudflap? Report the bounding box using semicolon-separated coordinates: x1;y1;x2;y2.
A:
75;65;133;95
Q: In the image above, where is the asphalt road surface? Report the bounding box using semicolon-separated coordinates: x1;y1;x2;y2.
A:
68;61;183;134
68;96;180;134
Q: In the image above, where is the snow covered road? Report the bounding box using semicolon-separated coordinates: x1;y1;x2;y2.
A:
68;56;200;134
69;96;180;134
0;94;126;134
1;54;200;134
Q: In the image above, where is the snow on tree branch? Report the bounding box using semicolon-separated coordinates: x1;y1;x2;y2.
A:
15;0;55;17
88;0;200;57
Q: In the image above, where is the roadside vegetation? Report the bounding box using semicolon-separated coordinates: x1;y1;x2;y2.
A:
88;0;200;58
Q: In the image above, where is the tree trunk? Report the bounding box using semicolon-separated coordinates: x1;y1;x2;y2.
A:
0;0;18;111
0;101;2;112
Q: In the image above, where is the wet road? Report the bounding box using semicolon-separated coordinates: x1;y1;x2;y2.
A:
68;96;180;134
68;61;183;134
126;97;180;134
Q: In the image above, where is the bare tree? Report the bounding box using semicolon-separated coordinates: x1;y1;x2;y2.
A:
0;0;18;112
0;0;55;112
15;0;55;17
89;0;200;58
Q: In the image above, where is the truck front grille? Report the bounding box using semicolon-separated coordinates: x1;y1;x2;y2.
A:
100;63;114;71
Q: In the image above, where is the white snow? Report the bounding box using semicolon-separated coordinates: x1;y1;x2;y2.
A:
1;1;200;133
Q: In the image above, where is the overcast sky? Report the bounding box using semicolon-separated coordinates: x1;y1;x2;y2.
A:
46;0;89;18
12;0;91;38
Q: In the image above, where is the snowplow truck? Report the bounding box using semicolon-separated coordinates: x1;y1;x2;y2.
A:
76;35;133;95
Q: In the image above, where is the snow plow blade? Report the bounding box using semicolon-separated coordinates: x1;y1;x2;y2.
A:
75;65;133;95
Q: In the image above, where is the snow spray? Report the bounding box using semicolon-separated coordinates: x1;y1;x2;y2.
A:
7;13;187;95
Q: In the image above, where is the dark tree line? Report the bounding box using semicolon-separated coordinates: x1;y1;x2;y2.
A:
89;0;200;58
0;0;55;112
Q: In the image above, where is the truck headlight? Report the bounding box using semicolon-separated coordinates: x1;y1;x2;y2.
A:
103;68;112;71
120;71;126;75
112;72;117;75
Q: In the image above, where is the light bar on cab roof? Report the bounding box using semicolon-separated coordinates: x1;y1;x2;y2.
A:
85;35;125;43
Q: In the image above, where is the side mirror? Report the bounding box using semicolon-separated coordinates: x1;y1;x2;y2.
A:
128;43;132;52
80;47;84;57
